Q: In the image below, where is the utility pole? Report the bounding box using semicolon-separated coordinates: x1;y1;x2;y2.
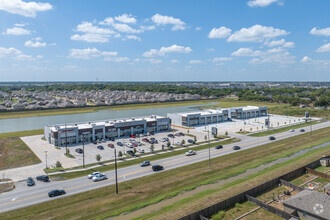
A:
114;148;118;194
82;132;89;168
65;124;68;155
310;115;312;138
44;151;48;169
208;128;211;168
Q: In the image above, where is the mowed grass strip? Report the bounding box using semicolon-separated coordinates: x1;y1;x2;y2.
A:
0;99;218;119
249;120;320;137
1;127;329;220
0;137;41;170
137;137;330;220
0;129;43;138
49;138;240;180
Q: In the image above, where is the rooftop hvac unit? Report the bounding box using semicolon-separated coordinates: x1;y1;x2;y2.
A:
105;121;109;123
132;118;135;120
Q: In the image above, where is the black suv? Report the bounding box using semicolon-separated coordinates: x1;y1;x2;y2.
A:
117;142;123;146
233;146;241;150
26;177;35;186
269;136;276;140
215;145;223;149
126;150;135;156
152;165;164;171
109;137;115;141
36;175;49;182
75;148;83;153
187;139;195;144
300;129;305;132
48;189;66;197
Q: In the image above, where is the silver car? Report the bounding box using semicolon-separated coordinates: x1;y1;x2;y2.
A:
92;173;107;182
88;172;100;179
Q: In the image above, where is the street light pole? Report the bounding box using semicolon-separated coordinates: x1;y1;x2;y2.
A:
208;128;211;168
114;148;118;194
65;124;68;155
82;133;85;168
44;151;48;169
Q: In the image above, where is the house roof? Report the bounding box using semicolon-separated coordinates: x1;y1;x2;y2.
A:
283;190;330;219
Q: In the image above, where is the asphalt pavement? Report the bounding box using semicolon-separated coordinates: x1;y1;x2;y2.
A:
0;121;328;213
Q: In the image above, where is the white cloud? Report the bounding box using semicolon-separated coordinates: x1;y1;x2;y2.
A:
115;14;136;24
112;23;142;33
0;0;52;17
227;24;288;42
71;21;116;43
69;48;117;59
231;48;263;56
170;59;179;63
264;39;294;48
24;37;46;47
316;43;330;52
143;44;192;57
189;60;202;64
310;27;330;36
76;21;114;35
212;57;232;62
71;33;109;43
247;0;279;7
125;35;141;41
140;25;155;31
104;56;129;62
14;23;27;27
99;17;115;26
36;55;43;59
301;56;312;63
195;27;201;31
3;27;31;35
208;27;232;39
16;54;34;60
0;46;34;60
145;58;162;64
151;14;186;31
301;56;330;65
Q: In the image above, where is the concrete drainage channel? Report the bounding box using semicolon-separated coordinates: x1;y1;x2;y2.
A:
110;141;330;220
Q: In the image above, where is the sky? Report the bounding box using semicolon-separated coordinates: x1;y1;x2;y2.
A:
0;0;329;82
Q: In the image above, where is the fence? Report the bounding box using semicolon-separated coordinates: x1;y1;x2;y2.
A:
180;158;322;220
245;195;298;220
306;167;330;180
280;179;304;192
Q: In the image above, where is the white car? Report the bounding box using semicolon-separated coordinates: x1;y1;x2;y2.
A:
126;143;134;148
137;142;142;146
159;138;167;142
88;171;100;179
176;142;182;146
289;129;295;132
92;173;107;182
185;150;196;156
137;148;145;153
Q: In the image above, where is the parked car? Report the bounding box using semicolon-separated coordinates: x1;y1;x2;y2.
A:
97;140;102;143
300;129;305;132
142;138;149;142
75;148;83;153
48;189;66;197
102;139;106;143
130;134;136;138
36;175;49;182
163;137;169;141
233;146;241;150
126;143;134;148
93;141;97;145
159;138;167;142
148;147;154;152
97;145;104;150
117;142;123;146
177;132;184;136
215;145;223;149
132;143;138;147
289;129;295;132
109;137;115;141
140;160;150;167
126;150;135;156
129;139;136;143
269;136;276;140
108;143;114;148
175;141;182;146
187;139;195;144
88;172;100;179
152;165;163;171
26;177;35;186
92;173;107;182
167;134;174;138
137;141;142;146
150;140;158;144
185;150;197;156
137;148;144;153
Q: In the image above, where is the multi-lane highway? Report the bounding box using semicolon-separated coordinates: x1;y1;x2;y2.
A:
0;121;329;213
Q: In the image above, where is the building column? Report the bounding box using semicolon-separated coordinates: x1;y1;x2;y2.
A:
92;128;95;141
118;128;120;137
131;127;134;135
103;128;105;140
143;122;147;134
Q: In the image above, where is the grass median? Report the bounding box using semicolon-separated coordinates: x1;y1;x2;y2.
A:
1;127;329;220
49;137;240;180
248;120;320;137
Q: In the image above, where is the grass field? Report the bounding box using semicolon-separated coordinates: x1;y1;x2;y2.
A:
0;129;43;138
248;120;320;137
0;137;41;171
0;99;218;119
1;127;329;220
49;137;240;180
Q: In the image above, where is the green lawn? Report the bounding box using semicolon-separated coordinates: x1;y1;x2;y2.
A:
249;120;320;137
2;127;329;220
0;129;44;138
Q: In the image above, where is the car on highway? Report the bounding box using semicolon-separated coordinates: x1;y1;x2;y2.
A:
97;145;104;150
108;143;114;148
187;139;195;144
167;134;174;138
48;189;66;197
88;172;101;179
140;160;150;167
300;129;305;132
117;142;123;146
152;165;163;171
137;148;145;153
126;150;135;156
289;129;295;132
233;146;241;150
185;150;197;156
75;148;83;153
36;175;49;182
92;173;107;182
26;177;35;186
269;136;276;140
215;145;223;149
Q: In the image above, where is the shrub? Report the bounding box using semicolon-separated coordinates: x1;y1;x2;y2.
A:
55;161;62;168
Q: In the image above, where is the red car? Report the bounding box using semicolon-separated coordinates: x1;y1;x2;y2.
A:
131;143;137;147
130;134;136;138
108;143;114;148
142;138;149;142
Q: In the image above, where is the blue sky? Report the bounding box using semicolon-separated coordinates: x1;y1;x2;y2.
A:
0;0;329;81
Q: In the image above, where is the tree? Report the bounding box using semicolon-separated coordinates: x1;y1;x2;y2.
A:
66;149;70;155
118;151;123;158
162;145;165;151
194;136;197;142
181;139;185;146
187;129;190;133
55;161;62;168
204;135;207;141
133;148;137;154
166;141;171;148
225;131;228;136
150;144;154;152
96;154;102;163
